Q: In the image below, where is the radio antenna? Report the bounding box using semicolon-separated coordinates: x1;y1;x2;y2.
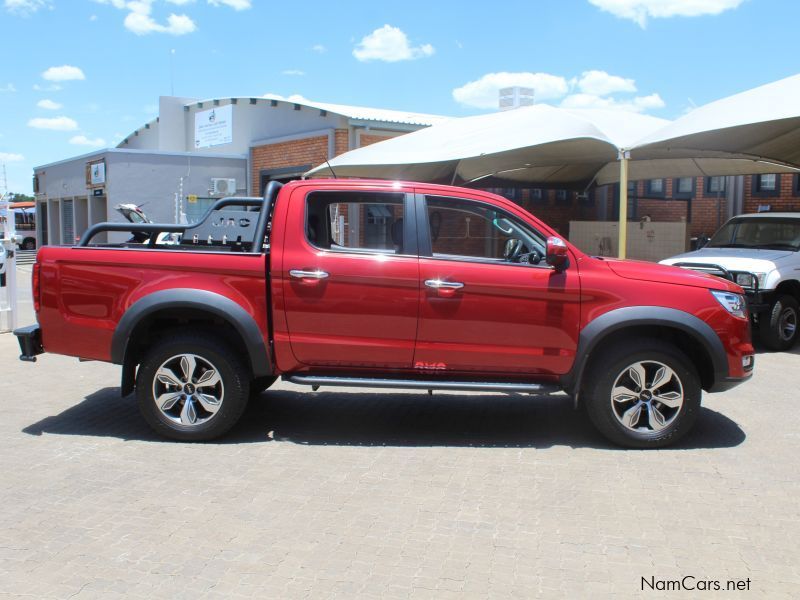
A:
324;159;338;179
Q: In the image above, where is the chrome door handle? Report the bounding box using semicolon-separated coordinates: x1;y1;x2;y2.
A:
424;279;464;289
290;269;329;279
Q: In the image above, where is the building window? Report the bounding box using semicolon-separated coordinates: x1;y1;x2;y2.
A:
627;180;637;197
706;176;726;195
794;174;800;197
555;189;570;204
646;179;665;197
752;174;780;197
673;177;695;199
529;188;545;203
33;175;40;193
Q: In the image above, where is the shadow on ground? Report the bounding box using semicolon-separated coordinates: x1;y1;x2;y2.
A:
23;387;746;450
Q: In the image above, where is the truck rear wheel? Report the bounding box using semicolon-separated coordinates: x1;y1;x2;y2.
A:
583;340;701;448
759;295;799;351
136;333;250;441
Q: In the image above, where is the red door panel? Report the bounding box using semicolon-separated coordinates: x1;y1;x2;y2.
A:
415;259;580;375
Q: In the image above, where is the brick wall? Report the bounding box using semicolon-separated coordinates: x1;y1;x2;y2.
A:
743;174;800;213
359;134;393;148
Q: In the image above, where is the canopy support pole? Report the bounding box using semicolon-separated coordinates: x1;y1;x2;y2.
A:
618;151;630;259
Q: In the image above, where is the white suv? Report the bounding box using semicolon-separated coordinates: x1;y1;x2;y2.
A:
661;213;800;351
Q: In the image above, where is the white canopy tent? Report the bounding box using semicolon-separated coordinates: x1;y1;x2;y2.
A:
307;74;800;258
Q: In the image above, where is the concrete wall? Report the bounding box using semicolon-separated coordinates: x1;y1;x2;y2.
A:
35;149;247;244
104;152;247;224
569;220;689;262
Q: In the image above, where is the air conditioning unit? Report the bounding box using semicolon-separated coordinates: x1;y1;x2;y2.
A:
211;178;236;195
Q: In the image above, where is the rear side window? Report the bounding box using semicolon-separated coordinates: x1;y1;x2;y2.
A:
306;191;406;254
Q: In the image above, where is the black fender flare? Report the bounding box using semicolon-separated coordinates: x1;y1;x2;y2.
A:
562;306;728;396
112;289;272;391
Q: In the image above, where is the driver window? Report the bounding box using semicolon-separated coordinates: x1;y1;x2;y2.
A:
425;195;546;263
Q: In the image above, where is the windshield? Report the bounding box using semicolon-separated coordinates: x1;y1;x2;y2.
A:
707;218;800;251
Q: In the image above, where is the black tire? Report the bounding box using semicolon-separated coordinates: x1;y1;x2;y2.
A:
759;295;799;351
136;332;250;441
582;340;701;449
250;376;278;398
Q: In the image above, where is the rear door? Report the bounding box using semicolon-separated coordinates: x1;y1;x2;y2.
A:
413;191;581;376
281;185;420;369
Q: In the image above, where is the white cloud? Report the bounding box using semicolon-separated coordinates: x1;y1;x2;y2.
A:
311;44;327;53
0;152;25;162
90;14;98;20
576;70;637;95
33;83;61;91
0;83;17;93
37;99;62;110
27;116;79;131
561;92;665;112
95;0;197;35
42;65;86;82
453;72;570;109
281;69;305;76
588;0;745;27
166;0;195;4
4;0;51;16
69;135;107;147
125;9;196;36
353;25;434;62
262;93;310;104
208;0;250;9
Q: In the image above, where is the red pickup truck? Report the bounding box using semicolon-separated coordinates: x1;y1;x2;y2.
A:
15;179;754;447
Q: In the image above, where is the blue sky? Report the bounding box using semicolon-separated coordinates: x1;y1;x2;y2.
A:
1;0;799;194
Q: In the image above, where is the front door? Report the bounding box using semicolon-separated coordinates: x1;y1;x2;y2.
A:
414;192;581;376
281;186;420;369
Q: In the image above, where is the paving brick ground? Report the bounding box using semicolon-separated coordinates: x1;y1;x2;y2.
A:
1;267;798;598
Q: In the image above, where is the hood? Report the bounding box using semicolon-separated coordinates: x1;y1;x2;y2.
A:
603;258;739;292
660;247;788;274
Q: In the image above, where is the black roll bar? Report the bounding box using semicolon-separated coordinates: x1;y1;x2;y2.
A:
77;184;283;249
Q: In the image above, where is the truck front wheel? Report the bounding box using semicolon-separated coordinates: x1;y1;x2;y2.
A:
759;294;799;351
136;333;250;441
583;340;701;448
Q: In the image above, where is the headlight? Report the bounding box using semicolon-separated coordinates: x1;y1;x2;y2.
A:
734;272;766;289
711;290;747;319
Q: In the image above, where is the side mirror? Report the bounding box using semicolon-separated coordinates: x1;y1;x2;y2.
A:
546;236;569;272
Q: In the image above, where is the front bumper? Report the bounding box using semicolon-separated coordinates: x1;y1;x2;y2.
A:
14;324;43;362
743;289;771;316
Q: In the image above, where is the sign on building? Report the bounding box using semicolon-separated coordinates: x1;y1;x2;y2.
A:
194;105;233;149
90;161;106;185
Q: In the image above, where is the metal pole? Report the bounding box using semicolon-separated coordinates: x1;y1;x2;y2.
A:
618;151;630;259
0;186;19;332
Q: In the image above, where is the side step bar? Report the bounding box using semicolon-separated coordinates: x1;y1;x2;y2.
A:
286;375;561;394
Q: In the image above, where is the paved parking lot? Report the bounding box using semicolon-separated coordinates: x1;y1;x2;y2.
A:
1;267;799;598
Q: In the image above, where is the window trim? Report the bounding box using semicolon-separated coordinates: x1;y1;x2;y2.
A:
415;193;553;269
751;174;781;198
672;177;695;199
302;190;418;258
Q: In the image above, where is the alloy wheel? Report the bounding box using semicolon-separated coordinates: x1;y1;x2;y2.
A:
610;360;684;433
152;353;225;427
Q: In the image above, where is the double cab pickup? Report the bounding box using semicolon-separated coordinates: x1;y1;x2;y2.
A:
15;179;754;447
